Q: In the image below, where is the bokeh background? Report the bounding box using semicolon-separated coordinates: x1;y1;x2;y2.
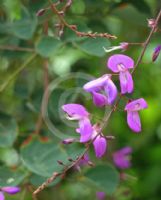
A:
0;0;161;199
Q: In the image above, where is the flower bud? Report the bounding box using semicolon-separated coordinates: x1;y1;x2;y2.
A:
36;9;46;17
152;45;161;62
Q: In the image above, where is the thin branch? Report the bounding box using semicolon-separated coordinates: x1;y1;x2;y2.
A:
0;45;35;52
132;9;161;73
48;0;117;39
0;53;37;92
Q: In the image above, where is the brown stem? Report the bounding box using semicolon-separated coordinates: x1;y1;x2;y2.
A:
0;45;34;52
48;0;117;39
132;9;161;74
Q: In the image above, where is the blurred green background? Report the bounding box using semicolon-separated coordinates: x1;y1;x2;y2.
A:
0;0;161;199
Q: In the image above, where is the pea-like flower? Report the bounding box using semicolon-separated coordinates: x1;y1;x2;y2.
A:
125;98;148;132
83;74;117;107
62;104;93;142
107;54;134;94
113;146;132;169
152;45;161;62
0;186;20;200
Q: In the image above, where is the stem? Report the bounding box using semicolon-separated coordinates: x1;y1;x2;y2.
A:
0;45;35;52
0;53;37;92
48;0;117;39
132;9;161;73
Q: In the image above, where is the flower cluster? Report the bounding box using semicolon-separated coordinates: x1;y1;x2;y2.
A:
62;54;148;159
0;186;20;200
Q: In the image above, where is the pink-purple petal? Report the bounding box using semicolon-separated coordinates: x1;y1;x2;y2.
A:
2;186;20;195
92;91;107;107
127;111;141;132
107;54;134;72
79;118;93;143
96;191;106;200
93;136;107;158
119;70;134;94
104;79;117;104
125;98;148;111
0;192;4;200
62;104;89;120
83;74;111;92
113;146;132;169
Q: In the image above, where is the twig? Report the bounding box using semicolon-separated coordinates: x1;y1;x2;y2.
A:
132;9;161;73
48;0;117;39
0;45;34;52
0;53;37;92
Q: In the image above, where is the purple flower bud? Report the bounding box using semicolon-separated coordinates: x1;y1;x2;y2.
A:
147;18;156;28
113;147;132;169
125;98;148;132
62;138;76;144
152;45;161;62
1;186;20;195
62;104;89;120
36;9;46;16
96;191;106;200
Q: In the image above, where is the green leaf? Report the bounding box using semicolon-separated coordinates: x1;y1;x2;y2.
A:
0;112;18;147
0;167;28;187
75;38;110;57
3;0;21;21
20;140;85;177
0;7;37;39
36;36;62;57
85;164;119;194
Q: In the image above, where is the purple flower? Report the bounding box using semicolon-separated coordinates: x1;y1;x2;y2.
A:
125;98;148;132
113;147;132;169
107;54;134;94
96;191;106;200
152;45;161;62
83;74;117;106
0;186;20;200
62;104;93;143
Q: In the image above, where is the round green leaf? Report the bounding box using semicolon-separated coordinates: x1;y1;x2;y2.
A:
36;36;62;57
85;164;119;194
0;112;18;147
76;38;110;57
0;167;28;187
21;140;85;178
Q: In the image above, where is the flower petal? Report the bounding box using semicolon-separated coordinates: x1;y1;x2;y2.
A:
2;186;20;195
96;191;106;200
0;192;4;200
104;79;117;104
125;98;148;111
92;91;107;107
83;74;111;92
79;118;93;143
119;70;133;94
62;104;89;120
107;54;134;72
93;136;107;158
127;111;141;132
